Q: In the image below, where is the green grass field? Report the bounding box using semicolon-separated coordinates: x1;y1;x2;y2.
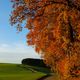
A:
0;63;48;80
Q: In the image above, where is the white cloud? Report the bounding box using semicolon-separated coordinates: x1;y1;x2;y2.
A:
1;44;10;47
0;43;40;63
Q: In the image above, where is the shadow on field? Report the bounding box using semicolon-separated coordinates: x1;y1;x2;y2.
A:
17;64;51;74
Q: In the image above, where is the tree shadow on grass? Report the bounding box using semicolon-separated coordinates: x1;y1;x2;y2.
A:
17;64;51;74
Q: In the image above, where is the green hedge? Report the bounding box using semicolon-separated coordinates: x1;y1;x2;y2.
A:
21;58;48;68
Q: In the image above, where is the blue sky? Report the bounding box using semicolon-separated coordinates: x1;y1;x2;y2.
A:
0;0;40;63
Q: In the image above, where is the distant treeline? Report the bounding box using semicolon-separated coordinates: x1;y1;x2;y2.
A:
21;58;48;68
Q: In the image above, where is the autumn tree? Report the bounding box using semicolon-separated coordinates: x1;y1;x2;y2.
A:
11;0;80;80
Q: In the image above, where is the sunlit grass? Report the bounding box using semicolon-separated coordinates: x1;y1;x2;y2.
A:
0;63;46;80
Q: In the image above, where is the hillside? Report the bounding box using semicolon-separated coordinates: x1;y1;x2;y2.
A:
0;63;49;80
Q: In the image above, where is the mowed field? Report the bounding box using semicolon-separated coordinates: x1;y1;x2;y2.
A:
0;63;47;80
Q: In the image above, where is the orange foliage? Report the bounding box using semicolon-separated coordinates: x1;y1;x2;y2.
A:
11;0;80;80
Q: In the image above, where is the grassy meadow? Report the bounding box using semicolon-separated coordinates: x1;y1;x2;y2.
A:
0;63;49;80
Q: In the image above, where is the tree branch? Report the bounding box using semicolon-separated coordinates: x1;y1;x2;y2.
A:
68;17;74;42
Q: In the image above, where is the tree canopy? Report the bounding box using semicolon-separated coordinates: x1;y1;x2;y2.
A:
11;0;80;80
